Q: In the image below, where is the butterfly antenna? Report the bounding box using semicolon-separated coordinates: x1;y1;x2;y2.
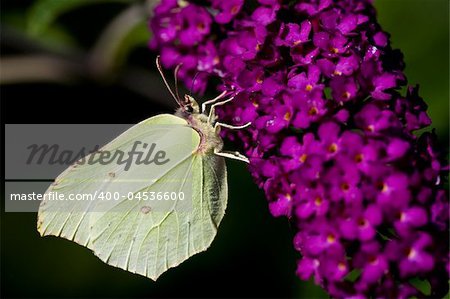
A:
190;71;202;96
156;56;182;107
174;63;183;104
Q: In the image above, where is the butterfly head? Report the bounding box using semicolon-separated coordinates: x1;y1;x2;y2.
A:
182;95;200;114
156;56;202;115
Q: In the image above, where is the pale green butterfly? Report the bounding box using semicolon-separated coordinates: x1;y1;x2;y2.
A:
37;56;250;281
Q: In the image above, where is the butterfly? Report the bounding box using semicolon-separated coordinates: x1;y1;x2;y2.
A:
37;56;250;280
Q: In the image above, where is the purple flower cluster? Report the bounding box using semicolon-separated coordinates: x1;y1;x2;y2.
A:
150;0;449;297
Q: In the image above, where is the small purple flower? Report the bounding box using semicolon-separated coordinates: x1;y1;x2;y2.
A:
295;185;329;219
317;121;341;158
371;73;398;100
394;206;428;236
340;204;382;241
296;256;321;284
280;134;319;172
354;242;389;284
220;30;260;61
330;76;358;102
376;172;411;210
288;65;322;93
269;193;293;217
178;5;212;46
335;53;360;76
313;31;348;57
327;161;362;203
275;21;312;47
292;92;327;129
386;232;435;278
431;190;450;230
251;5;279;25
295;0;332;16
211;0;243;24
355;103;402;133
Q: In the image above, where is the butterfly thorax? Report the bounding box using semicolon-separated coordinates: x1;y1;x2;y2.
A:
178;110;223;155
174;94;223;155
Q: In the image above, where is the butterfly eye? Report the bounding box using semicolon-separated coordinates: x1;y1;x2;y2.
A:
184;105;194;113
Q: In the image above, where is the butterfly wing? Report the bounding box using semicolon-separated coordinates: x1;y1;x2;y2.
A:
37;113;228;280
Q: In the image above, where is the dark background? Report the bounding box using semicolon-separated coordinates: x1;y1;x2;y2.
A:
1;0;448;298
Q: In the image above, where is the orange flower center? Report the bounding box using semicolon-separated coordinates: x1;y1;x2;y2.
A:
355;153;364;163
197;23;206;31
369;256;378;265
377;182;388;193
407;248;417;259
299;154;308;163
256;75;264;84
314;197;323;206
358;218;368;227
341;182;350;192
284;112;292;121
338;262;347;271
308;107;318;116
327;234;336;243
328;143;338;153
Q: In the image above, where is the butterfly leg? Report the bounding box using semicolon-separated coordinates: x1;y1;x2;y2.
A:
201;90;228;114
214;149;250;163
214;122;251;131
207;97;236;124
213;122;252;163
